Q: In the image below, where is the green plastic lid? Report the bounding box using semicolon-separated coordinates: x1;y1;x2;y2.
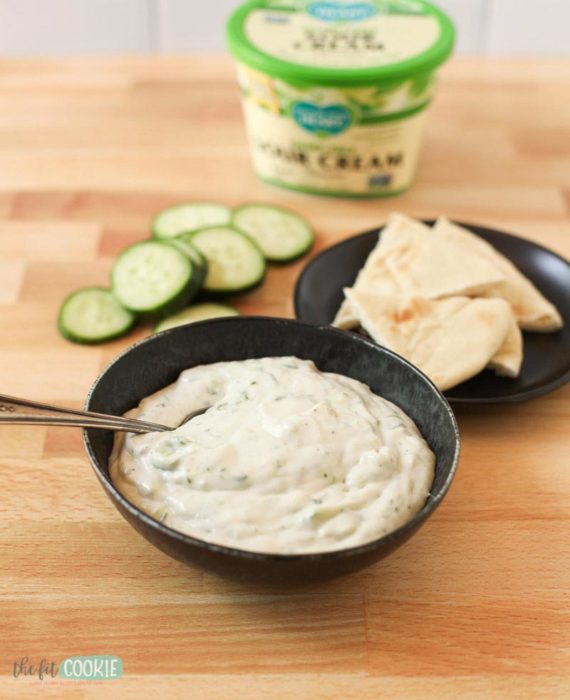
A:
227;0;455;87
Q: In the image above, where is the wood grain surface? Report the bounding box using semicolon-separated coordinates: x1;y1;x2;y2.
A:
0;56;569;699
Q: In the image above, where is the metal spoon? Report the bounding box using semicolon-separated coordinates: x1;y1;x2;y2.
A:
0;393;207;435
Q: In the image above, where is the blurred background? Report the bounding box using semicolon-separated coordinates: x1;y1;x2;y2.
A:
0;0;568;57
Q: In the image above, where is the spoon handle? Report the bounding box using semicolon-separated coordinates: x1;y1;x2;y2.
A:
0;393;168;434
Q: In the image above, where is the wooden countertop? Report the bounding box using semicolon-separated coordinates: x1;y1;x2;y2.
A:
0;56;569;699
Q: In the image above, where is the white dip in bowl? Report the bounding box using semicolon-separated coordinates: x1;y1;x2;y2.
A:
110;356;435;554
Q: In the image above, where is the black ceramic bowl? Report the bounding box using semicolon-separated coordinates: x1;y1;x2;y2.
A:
84;317;460;584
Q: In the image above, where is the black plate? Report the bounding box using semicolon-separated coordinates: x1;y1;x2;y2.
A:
294;222;570;404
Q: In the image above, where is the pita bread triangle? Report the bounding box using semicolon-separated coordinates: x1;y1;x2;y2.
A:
433;218;563;332
344;288;513;391
488;314;523;378
333;213;505;328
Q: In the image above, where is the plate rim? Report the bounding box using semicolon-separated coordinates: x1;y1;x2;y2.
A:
293;220;570;405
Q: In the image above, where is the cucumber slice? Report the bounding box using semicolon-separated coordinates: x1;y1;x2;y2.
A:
232;203;314;262
190;226;266;294
152;202;231;239
112;241;199;316
58;287;135;344
168;234;208;289
155;303;239;333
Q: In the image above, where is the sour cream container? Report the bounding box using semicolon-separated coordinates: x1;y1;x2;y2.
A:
227;0;454;198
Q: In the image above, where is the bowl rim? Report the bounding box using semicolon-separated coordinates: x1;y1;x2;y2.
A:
83;316;460;562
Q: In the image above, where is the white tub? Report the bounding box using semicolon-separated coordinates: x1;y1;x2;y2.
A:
227;0;454;198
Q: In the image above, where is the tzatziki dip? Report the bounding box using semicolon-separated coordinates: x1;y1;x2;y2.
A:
109;357;435;554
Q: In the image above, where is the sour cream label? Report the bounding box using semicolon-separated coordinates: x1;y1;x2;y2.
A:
240;79;428;195
110;357;435;555
245;5;440;70
227;0;454;196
